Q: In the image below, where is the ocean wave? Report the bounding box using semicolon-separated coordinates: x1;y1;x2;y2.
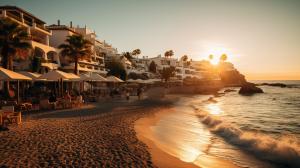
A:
195;109;300;168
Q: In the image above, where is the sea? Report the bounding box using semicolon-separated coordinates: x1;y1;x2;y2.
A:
148;80;300;168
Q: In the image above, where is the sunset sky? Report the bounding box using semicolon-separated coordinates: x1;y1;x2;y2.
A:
1;0;300;80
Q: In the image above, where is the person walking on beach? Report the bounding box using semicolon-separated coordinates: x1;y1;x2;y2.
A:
125;89;130;101
137;87;143;100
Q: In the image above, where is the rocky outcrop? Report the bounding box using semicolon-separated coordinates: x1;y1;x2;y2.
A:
239;82;263;95
219;70;247;87
258;83;287;88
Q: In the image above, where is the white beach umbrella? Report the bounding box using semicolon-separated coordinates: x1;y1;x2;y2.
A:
126;79;136;83
106;76;124;83
18;71;42;81
0;67;32;103
37;70;79;81
90;73;107;82
0;67;32;81
79;73;91;81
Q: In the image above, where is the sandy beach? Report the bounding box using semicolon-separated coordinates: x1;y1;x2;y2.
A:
0;99;171;167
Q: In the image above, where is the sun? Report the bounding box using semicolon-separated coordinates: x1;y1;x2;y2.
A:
201;43;234;65
210;57;219;65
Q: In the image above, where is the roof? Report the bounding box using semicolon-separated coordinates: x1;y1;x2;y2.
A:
0;6;46;24
47;25;79;34
0;67;32;81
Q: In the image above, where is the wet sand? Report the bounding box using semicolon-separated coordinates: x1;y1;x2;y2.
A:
0;100;167;167
135;98;240;168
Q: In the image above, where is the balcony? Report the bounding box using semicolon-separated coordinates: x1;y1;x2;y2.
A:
6;10;22;22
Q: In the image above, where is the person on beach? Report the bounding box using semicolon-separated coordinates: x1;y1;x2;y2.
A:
126;89;130;100
64;91;71;100
49;92;57;103
137;87;143;100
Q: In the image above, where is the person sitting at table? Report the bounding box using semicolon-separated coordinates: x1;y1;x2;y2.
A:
49;93;57;103
63;91;72;108
64;91;71;100
48;92;57;109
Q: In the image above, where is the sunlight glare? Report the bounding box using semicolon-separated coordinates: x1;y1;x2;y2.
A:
206;103;223;115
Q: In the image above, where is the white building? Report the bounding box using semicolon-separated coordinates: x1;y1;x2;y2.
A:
0;6;60;72
148;55;203;80
47;22;118;75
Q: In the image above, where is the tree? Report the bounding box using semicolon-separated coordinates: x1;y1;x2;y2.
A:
164;50;174;58
0;19;32;70
132;49;141;59
122;52;133;61
105;59;127;81
209;54;214;60
59;34;92;74
220;54;228;62
0;18;32;98
159;66;175;82
181;55;188;62
149;61;157;73
31;56;41;73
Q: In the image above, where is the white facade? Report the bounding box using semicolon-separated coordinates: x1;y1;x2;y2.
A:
47;23;117;75
0;6;60;72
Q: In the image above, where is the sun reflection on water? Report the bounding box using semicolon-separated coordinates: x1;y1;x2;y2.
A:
206;103;223;115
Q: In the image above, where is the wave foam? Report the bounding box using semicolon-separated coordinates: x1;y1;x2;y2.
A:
196;111;300;168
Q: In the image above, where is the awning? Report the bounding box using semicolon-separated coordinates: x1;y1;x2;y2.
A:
0;67;32;81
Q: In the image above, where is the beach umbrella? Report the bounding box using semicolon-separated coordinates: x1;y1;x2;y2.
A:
37;70;79;81
0;67;32;103
38;70;80;95
126;79;137;83
0;67;32;81
18;71;42;81
90;73;107;82
106;76;124;83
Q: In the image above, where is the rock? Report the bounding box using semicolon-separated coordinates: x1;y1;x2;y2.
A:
259;83;287;88
207;97;218;103
219;70;247;87
239;82;263;95
224;89;236;93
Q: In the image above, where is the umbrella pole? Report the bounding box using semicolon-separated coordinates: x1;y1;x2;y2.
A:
17;80;20;103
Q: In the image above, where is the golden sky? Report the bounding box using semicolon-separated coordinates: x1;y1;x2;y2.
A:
2;0;300;80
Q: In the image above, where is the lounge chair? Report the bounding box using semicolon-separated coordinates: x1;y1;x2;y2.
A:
1;106;22;125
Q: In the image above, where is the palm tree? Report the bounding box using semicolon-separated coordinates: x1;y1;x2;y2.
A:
149;61;157;73
181;55;188;62
220;54;228;62
0;19;32;70
164;50;174;58
122;52;133;61
169;50;174;58
160;66;175;82
132;49;141;59
0;19;32;98
59;35;92;74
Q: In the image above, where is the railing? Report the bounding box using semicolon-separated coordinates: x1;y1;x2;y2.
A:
6;11;22;22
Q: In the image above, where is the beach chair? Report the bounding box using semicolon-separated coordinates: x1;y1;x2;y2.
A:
1;106;22;125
